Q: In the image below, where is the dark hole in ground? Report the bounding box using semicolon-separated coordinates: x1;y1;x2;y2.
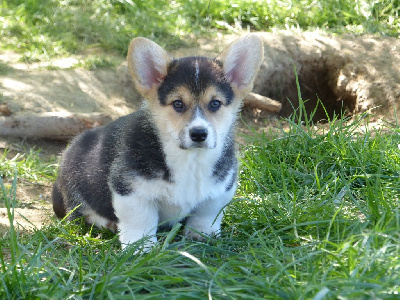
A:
257;58;357;122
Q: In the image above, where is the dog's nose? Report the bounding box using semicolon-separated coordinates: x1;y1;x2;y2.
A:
189;127;208;142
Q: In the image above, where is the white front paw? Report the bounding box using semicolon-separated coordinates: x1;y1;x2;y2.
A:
121;235;157;254
184;228;208;240
184;221;220;241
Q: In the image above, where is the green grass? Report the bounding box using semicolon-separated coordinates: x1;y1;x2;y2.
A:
1;102;399;298
0;61;13;75
0;148;57;207
1;0;399;61
72;55;121;71
0;148;57;183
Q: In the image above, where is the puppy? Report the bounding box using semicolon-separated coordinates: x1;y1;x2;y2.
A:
52;34;263;250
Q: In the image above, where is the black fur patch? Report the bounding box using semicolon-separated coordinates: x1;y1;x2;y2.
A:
110;172;132;196
158;57;234;105
52;180;66;218
115;111;171;182
225;171;237;192
55;110;170;222
213;134;237;182
58;127;117;220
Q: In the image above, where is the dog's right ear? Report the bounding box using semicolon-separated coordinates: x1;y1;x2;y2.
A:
127;37;171;98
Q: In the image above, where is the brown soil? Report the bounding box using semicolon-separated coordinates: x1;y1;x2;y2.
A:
1;31;399;234
252;32;400;121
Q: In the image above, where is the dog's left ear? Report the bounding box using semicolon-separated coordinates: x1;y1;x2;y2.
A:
218;34;264;98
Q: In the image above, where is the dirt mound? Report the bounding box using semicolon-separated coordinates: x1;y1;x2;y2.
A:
253;32;400;120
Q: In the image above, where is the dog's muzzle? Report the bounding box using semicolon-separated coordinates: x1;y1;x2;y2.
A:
179;125;216;149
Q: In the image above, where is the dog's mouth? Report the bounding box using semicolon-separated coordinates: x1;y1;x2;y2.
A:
179;141;216;150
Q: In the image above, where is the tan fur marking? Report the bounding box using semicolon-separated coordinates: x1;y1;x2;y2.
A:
149;86;194;140
162;86;196;107
199;86;229;106
198;86;240;130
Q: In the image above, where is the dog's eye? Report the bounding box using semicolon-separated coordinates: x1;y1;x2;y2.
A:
208;99;221;112
172;100;185;112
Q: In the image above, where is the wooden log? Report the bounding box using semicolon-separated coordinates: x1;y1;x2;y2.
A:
0;93;279;140
0;112;112;140
244;92;282;113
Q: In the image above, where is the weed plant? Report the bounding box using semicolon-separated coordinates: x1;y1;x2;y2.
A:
0;96;399;298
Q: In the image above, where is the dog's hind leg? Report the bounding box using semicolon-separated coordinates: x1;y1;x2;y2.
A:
52;181;66;219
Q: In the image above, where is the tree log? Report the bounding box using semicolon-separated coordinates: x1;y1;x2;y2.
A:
0;112;112;140
0;93;280;140
244;92;282;113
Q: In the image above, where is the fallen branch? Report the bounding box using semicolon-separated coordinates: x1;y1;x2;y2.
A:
0;112;112;140
0;94;280;140
244;92;282;113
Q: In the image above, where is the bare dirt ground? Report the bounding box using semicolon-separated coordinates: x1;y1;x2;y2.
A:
1;31;399;235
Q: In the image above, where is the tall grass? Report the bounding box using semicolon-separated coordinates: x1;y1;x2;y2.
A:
1;0;399;60
1;102;399;298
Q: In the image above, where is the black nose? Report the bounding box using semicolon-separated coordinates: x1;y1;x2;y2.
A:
189;127;208;142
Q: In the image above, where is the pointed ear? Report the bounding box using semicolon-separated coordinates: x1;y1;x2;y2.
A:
218;34;264;97
127;37;171;98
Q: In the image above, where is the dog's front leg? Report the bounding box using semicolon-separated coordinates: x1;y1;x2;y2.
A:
112;191;158;251
184;191;234;240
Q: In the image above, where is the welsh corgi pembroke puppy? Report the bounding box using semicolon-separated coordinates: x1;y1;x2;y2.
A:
52;34;263;250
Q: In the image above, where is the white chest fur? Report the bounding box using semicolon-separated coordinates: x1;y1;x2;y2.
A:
134;143;232;223
112;142;237;248
162;147;230;222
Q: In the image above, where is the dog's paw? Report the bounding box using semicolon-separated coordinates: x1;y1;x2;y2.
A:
184;227;218;241
185;229;206;241
184;215;221;241
120;236;157;254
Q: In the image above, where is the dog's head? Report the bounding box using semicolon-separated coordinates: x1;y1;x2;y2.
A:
127;35;263;150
